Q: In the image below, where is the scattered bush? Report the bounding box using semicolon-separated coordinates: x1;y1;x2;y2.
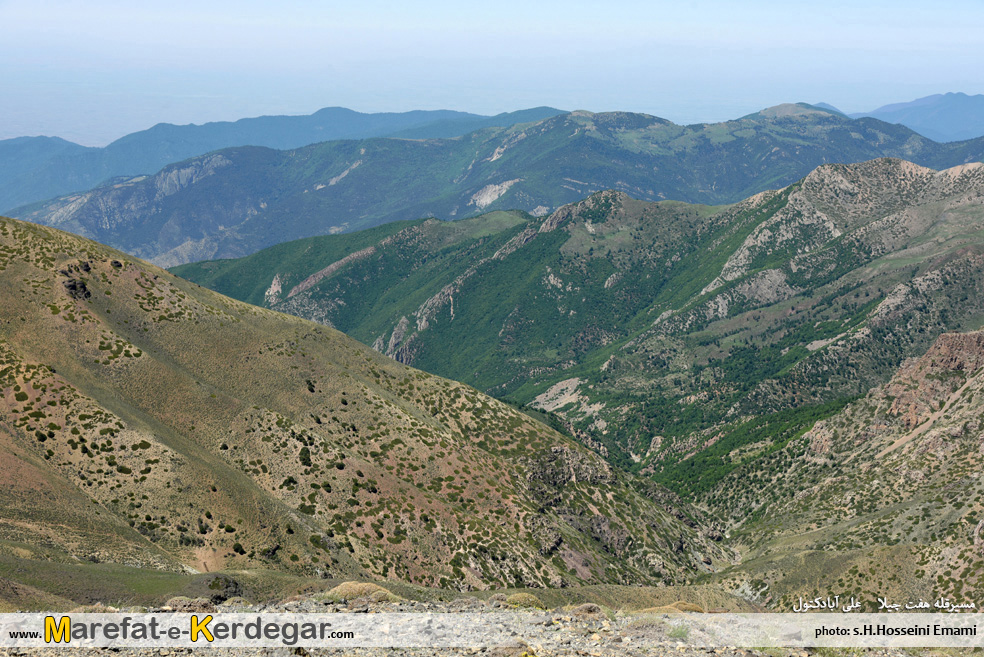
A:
322;581;395;602
505;593;545;609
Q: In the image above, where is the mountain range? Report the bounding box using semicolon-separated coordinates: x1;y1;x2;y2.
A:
14;104;984;267
3;155;984;608
173;156;984;483
5;93;984;612
172;156;984;605
0;106;564;213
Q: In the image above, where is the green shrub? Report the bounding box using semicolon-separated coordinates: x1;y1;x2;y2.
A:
506;593;545;609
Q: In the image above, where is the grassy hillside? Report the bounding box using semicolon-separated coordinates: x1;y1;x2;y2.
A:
0;215;729;599
18;105;984;266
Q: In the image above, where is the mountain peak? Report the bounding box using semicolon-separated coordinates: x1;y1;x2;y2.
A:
745;102;844;119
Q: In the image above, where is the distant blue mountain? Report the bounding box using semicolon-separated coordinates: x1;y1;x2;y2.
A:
849;93;984;142
0;106;564;213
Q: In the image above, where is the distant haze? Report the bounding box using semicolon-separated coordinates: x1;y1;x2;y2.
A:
2;0;983;145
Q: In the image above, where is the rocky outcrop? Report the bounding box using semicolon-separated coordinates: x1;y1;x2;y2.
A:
468;179;522;210
62;278;90;300
287;246;377;298
523;445;616;489
884;332;984;429
153;154;232;199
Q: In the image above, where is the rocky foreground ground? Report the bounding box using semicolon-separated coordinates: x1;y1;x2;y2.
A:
0;584;964;657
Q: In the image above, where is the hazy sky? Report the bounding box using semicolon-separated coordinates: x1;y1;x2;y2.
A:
2;0;982;145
